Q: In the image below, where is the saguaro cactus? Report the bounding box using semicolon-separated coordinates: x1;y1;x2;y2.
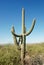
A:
11;8;36;65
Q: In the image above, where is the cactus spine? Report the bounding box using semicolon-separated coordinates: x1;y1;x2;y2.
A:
11;8;36;65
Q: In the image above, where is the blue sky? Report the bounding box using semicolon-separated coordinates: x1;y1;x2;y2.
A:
0;0;44;44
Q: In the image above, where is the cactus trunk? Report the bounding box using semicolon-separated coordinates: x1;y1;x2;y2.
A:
21;8;26;65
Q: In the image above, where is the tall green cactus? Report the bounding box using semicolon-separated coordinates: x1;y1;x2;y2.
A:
11;8;36;65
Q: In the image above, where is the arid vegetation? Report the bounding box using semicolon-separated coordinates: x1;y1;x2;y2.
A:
0;43;44;65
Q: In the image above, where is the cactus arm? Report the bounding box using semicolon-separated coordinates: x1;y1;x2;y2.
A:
11;26;22;37
25;19;36;36
11;26;17;44
11;31;22;37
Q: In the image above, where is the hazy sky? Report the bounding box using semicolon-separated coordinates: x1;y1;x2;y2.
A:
0;0;44;44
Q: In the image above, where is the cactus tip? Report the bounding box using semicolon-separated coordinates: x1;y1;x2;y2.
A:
11;25;15;33
33;18;36;23
22;8;24;11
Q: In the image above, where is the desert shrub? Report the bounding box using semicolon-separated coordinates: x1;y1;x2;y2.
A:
0;43;44;65
0;44;21;65
24;54;43;65
30;55;43;65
